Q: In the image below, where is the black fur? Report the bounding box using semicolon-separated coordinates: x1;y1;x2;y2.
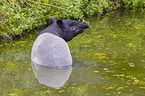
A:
39;17;90;42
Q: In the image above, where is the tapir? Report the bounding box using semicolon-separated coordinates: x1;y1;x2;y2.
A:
31;16;90;68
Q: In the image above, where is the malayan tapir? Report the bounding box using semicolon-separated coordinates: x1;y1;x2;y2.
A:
31;16;90;68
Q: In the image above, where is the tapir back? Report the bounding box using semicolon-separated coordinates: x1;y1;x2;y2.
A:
31;33;72;67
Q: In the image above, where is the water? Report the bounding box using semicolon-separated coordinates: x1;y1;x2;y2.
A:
0;11;145;96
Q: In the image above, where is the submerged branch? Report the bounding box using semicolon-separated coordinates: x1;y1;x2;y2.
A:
0;31;12;40
3;0;18;14
25;0;42;13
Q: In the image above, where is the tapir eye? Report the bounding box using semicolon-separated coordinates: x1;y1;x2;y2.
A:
72;27;75;30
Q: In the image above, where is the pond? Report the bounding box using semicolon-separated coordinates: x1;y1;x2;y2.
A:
0;11;145;96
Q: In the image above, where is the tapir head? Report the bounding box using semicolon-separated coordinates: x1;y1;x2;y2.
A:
50;17;90;41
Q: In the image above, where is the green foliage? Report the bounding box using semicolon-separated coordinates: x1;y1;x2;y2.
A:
0;0;145;39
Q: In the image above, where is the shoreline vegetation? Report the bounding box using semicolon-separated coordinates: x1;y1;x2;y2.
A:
0;0;145;40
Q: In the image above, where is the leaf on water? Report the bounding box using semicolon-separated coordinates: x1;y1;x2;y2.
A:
109;42;112;45
121;68;126;70
105;86;115;89
94;71;99;73
139;87;145;89
113;74;125;77
126;76;130;78
106;71;113;73
124;86;129;88
104;68;108;70
118;91;121;94
82;45;91;47
112;74;119;77
126;75;137;80
120;74;125;77
106;93;111;95
141;60;145;62
8;94;17;96
126;43;136;48
15;41;27;44
128;63;134;67
133;80;140;85
134;27;139;29
130;90;133;91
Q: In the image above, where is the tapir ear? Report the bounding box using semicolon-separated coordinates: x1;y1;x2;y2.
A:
50;16;56;24
57;19;63;28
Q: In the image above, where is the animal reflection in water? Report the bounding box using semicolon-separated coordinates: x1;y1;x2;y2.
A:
31;61;72;88
31;17;89;87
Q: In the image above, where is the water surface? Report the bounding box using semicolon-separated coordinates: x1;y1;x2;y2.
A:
0;11;145;96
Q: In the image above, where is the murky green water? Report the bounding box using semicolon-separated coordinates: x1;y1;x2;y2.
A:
0;11;145;96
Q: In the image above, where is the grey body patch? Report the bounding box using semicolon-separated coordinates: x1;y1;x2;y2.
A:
31;33;72;67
